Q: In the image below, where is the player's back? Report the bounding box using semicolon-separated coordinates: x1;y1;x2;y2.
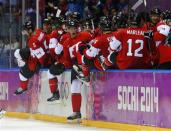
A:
116;27;154;69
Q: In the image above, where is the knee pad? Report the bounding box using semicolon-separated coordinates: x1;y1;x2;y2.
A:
49;63;65;75
14;49;26;67
71;79;82;93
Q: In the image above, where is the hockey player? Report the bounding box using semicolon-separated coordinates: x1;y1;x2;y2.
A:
138;10;171;69
76;13;128;75
46;20;70;102
62;19;92;121
149;8;171;47
149;8;162;31
155;11;171;69
69;16;114;121
46;18;92;102
14;20;50;95
103;12;159;69
72;16;114;85
78;16;114;72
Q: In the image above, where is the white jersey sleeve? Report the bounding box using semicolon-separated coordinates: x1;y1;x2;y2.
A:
109;36;122;52
157;24;170;36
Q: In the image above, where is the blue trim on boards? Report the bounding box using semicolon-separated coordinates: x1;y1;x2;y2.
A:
0;68;19;71
0;68;171;73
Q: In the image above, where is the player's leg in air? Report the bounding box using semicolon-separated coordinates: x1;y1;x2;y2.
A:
13;48;40;95
47;62;65;102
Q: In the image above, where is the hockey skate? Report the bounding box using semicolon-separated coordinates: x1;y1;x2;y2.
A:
14;87;27;95
0;109;6;119
73;65;90;86
47;91;60;102
67;112;82;123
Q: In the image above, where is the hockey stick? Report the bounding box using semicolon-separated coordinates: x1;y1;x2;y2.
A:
143;0;147;7
131;0;144;10
131;0;146;10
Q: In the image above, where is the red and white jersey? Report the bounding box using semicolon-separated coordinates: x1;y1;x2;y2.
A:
145;21;170;46
48;30;60;58
47;29;67;63
49;28;65;42
158;44;171;64
45;32;55;52
145;21;167;32
48;28;65;49
84;32;114;70
155;21;170;46
52;33;83;68
52;31;92;68
109;27;159;69
68;31;92;64
85;32;113;59
28;29;47;65
60;32;70;45
28;29;45;50
56;36;73;68
156;20;168;32
153;31;167;46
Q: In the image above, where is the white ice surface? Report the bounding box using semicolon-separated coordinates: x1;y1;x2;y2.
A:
0;117;118;131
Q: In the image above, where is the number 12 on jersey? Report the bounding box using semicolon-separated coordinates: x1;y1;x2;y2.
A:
127;39;144;57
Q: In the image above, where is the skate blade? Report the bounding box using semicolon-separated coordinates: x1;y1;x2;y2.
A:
46;100;62;104
67;118;82;124
13;90;28;96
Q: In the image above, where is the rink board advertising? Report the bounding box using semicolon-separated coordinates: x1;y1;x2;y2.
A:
87;71;171;128
1;70;171;128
